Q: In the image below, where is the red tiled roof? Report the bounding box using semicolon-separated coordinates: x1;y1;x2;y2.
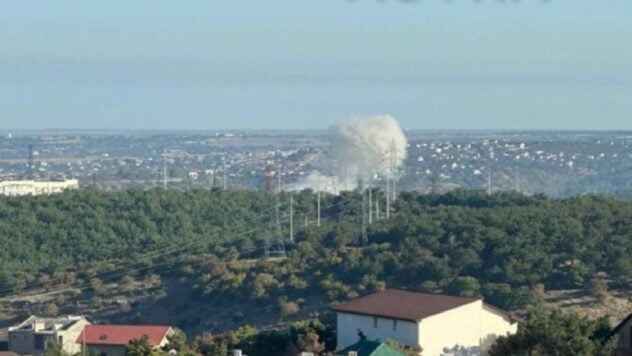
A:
76;325;171;346
332;289;478;322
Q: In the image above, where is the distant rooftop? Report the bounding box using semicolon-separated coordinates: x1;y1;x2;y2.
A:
10;315;86;333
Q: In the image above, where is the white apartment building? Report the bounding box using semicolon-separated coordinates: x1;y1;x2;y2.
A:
0;179;79;196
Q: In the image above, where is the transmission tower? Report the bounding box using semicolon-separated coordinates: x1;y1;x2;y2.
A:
514;168;520;193
368;187;373;224
222;158;227;190
162;149;168;189
385;140;398;219
486;168;493;195
212;169;219;189
264;162;286;258
356;178;368;246
289;193;294;243
430;174;440;194
316;176;321;227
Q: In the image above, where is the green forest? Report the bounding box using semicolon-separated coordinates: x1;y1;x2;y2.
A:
2;188;632;354
2;188;632;309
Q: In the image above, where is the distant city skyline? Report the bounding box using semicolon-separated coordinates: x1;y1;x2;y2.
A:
1;1;631;130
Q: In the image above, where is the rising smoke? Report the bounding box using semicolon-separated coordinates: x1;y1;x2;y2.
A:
291;115;408;193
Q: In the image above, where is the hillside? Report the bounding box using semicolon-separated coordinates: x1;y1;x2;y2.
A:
2;188;632;341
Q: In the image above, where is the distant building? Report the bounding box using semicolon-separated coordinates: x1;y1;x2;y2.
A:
610;313;632;355
336;340;405;356
8;315;90;356
332;289;517;356
0;179;79;196
77;324;174;356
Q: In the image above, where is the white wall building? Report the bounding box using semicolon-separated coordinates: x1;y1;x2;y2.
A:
0;179;79;196
333;289;517;356
8;315;90;356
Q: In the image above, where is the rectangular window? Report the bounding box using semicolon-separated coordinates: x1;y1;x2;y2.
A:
373;317;378;328
393;319;397;331
58;336;63;345
34;335;45;350
630;326;632;349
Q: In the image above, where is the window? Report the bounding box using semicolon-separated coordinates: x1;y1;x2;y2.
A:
393;319;397;331
58;336;63;345
630;326;632;349
373;317;378;328
34;335;45;350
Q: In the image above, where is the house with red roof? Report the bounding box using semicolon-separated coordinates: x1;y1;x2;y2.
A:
332;289;517;356
77;324;174;356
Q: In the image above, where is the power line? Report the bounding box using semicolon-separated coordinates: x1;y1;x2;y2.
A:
0;194;361;297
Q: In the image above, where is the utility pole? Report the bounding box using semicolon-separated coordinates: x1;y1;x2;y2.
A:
368;187;373;224
222;159;227;190
163;149;168;189
430;174;440;194
390;140;398;202
212;169;219;189
386;178;391;220
289;193;294;243
360;180;367;245
514;168;520;193
27;144;34;178
486;168;492;195
277;165;282;194
316;177;321;227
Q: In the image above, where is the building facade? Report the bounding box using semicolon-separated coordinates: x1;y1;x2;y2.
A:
8;315;90;356
0;179;79;196
333;289;517;356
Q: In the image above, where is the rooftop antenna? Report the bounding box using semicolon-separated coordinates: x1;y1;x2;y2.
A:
264;161;286;259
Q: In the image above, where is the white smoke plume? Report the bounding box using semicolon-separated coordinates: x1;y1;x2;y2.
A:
290;115;408;193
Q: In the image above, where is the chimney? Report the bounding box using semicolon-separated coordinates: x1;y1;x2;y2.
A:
232;350;243;356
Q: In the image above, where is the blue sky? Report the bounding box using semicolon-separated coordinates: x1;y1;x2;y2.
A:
1;0;631;130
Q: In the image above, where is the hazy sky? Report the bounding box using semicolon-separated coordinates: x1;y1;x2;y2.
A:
1;0;631;130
